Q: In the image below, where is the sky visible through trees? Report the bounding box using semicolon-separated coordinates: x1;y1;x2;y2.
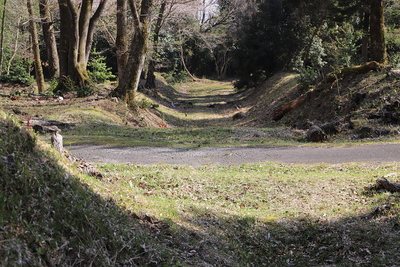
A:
0;0;398;97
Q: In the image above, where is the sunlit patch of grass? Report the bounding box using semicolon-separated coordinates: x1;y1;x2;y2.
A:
63;126;306;147
93;161;400;266
56;107;125;125
96;163;391;220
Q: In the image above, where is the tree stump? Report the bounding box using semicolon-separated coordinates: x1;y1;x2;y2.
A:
50;130;63;154
306;126;327;142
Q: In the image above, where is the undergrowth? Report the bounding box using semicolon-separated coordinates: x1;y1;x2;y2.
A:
2;70;400;265
92;162;400;266
0;113;173;266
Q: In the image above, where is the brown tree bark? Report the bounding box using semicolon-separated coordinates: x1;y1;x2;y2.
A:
112;0;153;102
84;0;108;64
56;0;108;93
179;42;196;81
39;0;60;78
370;0;387;64
145;0;166;89
27;0;45;93
116;0;128;82
362;11;370;63
0;0;7;75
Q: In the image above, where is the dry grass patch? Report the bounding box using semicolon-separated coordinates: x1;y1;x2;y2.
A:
92;162;400;266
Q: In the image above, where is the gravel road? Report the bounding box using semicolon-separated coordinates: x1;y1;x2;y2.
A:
68;143;400;165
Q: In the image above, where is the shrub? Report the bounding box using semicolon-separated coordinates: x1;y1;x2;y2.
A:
53;75;75;96
163;70;189;84
296;66;319;90
0;57;35;85
76;84;96;97
53;75;96;98
88;51;116;83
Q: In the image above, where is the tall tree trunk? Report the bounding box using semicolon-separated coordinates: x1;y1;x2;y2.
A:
57;0;73;79
370;0;387;64
145;0;166;89
362;11;370;63
0;0;7;75
84;0;108;64
180;42;196;81
112;0;153;102
7;18;20;75
39;0;60;78
56;0;108;93
116;0;128;82
27;0;45;93
214;47;231;80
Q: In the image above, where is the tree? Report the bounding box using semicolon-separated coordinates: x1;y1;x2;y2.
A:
0;0;7;75
198;0;248;79
174;0;258;80
145;0;167;89
370;0;387;63
55;0;109;94
233;0;307;89
332;0;388;64
116;0;128;82
39;0;59;78
111;0;154;103
27;0;45;93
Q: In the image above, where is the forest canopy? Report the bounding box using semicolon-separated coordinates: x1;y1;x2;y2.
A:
0;0;398;97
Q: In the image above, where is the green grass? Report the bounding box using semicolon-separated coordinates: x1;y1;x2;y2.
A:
63;123;400;148
2;73;400;265
3;112;400;265
0;113;175;266
63;125;305;147
88;162;400;266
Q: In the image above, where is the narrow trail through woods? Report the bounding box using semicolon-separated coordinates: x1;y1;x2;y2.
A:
157;79;251;127
68;80;400;165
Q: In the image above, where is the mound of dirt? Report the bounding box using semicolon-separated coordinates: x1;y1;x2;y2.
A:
240;65;400;140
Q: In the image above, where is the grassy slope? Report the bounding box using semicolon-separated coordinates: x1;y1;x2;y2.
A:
2;70;400;266
2;112;400;266
0;113;179;266
255;70;400;128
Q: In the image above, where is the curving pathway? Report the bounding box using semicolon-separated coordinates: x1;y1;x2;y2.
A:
68;143;400;165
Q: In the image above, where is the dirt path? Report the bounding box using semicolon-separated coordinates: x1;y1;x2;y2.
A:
68;143;400;165
62;79;399;166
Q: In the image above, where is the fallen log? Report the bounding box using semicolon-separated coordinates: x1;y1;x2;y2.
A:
323;61;381;84
25;118;75;132
33;124;61;134
273;93;310;121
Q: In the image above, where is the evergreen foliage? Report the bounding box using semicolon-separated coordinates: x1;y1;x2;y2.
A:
232;0;307;89
0;57;34;85
87;51;116;84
